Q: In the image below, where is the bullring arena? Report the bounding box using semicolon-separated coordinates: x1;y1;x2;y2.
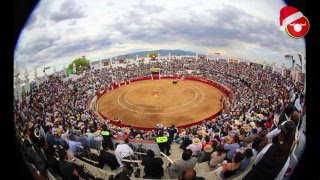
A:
14;56;305;180
97;78;225;128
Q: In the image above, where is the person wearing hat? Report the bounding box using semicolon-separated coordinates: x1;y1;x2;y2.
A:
197;144;214;163
91;129;103;150
224;135;240;162
46;126;62;149
155;130;170;156
186;138;202;156
243;121;296;180
175;132;185;145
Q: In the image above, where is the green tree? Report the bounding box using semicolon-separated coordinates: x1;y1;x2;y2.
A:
149;51;157;56
148;51;157;59
67;57;90;69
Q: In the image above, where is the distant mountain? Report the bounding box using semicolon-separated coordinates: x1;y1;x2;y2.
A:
114;49;207;59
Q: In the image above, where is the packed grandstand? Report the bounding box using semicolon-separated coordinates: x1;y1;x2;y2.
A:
14;57;306;180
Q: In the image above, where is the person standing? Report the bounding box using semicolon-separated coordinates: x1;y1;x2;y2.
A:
114;142;134;168
156;130;170;156
167;125;177;145
101;126;115;150
243;121;296;180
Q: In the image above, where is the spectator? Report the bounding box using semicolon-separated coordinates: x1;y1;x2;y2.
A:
243;121;296;180
201;135;212;149
209;144;226;169
98;142;119;171
239;148;254;171
58;148;83;180
224;135;240;162
169;149;197;179
218;152;243;179
141;149;164;179
178;168;205;180
252;130;268;153
67;134;84;157
186;138;202;156
124;137;134;150
114;142;134;168
242;128;258;147
212;140;219;152
197;144;213;163
272;103;294;131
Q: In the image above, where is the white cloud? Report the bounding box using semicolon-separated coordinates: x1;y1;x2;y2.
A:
14;0;306;81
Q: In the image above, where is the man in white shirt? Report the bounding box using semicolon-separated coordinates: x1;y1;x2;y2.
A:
294;93;304;113
60;128;69;144
114;143;134;167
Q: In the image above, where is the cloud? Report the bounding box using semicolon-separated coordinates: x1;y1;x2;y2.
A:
109;4;301;54
14;0;306;75
50;0;86;22
106;1;115;6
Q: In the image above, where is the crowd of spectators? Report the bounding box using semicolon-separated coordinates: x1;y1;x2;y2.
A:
14;57;306;179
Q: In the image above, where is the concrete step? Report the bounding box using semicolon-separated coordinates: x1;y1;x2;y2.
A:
167;143;183;162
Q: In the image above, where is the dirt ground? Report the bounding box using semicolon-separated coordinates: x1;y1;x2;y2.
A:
97;79;223;128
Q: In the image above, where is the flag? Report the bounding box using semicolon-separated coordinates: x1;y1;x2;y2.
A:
295;64;302;70
43;66;50;73
298;54;303;67
284;54;291;59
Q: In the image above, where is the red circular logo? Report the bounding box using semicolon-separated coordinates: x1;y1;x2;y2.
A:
285;16;309;38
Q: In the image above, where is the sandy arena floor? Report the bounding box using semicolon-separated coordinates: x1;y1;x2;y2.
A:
97;79;223;128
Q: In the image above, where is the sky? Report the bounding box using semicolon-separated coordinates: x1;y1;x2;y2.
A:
14;0;306;82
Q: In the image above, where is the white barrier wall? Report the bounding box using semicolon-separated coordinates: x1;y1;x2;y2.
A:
90;95;98;114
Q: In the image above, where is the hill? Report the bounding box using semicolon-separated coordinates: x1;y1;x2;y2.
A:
114;49;207;59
